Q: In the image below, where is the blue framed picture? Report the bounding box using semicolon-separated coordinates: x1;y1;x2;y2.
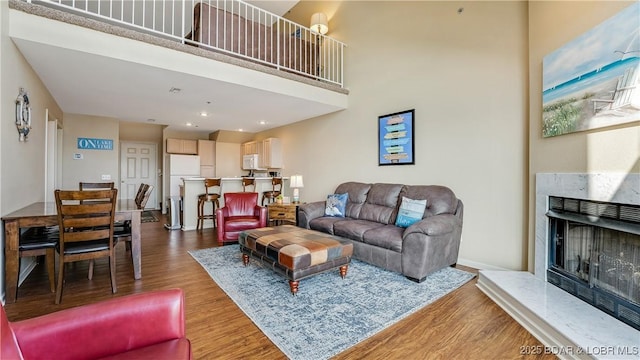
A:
378;109;415;166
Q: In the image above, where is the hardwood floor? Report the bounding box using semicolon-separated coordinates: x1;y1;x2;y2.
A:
3;212;555;359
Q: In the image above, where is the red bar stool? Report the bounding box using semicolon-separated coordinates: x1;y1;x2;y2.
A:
197;178;221;230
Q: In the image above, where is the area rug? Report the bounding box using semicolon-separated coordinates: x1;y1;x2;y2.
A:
189;245;476;360
141;210;159;223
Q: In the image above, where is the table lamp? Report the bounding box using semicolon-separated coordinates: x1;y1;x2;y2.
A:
310;12;329;35
290;175;304;203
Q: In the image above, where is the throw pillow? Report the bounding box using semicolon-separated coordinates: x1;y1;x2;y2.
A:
395;196;427;228
325;193;348;217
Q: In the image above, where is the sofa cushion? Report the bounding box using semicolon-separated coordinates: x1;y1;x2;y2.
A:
309;217;349;235
362;225;404;253
334;219;386;242
399;185;458;217
334;182;371;219
395;197;427;228
358;183;403;224
325;193;348;217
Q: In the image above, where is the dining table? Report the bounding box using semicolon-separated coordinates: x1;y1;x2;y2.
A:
2;200;142;304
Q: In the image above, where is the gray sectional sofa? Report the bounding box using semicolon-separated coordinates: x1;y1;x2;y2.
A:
297;182;464;282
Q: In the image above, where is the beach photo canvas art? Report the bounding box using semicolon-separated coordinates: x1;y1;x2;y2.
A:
542;2;639;138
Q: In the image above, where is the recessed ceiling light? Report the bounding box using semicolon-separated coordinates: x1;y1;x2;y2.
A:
258;120;267;125
186;122;193;127
200;112;208;117
238;128;244;132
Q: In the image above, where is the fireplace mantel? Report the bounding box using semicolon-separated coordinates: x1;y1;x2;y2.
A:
477;173;640;359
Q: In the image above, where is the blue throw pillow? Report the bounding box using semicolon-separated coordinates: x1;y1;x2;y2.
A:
325;193;348;217
395;196;427;228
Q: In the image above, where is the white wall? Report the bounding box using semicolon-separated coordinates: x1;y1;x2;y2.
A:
61;114;120;189
0;0;63;300
267;1;529;270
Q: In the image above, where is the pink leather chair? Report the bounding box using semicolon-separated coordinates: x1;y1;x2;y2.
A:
216;192;267;245
1;288;191;360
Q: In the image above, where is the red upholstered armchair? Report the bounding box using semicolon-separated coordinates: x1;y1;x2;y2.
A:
1;288;191;360
216;192;267;245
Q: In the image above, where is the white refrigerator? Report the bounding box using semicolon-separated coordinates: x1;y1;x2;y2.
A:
167;154;201;197
165;154;200;229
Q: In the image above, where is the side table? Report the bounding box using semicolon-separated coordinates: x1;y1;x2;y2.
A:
267;203;298;226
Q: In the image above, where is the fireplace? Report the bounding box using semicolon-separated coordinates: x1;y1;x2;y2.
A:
477;173;640;356
546;196;640;330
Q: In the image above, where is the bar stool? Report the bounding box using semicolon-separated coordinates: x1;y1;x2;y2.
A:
197;178;221;230
262;177;283;205
242;177;255;192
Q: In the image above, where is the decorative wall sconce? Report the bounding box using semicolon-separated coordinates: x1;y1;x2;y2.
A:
15;88;31;142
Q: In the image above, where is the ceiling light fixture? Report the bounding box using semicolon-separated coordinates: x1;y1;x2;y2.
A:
200;112;208;117
186;122;193;127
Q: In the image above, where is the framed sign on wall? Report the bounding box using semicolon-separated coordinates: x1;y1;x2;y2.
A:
378;109;415;166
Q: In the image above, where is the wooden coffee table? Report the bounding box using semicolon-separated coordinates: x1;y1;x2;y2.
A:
238;225;353;295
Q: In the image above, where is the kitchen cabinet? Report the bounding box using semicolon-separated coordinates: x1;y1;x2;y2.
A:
260;138;283;169
198;140;216;177
241;138;283;169
241;141;259;156
166;138;198;154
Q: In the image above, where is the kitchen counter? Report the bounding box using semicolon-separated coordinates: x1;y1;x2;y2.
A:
180;177;290;231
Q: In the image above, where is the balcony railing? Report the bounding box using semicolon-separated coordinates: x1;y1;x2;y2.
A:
27;0;345;87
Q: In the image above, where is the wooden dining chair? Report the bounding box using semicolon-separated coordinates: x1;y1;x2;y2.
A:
18;227;59;296
108;183;152;258
79;181;122;275
79;182;115;191
54;189;118;304
134;183;150;209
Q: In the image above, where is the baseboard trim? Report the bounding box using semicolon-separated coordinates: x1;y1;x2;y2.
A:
457;257;509;271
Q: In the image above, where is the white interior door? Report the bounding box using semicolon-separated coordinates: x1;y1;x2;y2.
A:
120;142;158;209
45;109;62;202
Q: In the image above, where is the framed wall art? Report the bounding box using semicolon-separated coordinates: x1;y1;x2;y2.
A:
542;2;639;137
378;109;415;166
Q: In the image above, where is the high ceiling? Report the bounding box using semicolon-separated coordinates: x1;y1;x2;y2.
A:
9;0;347;134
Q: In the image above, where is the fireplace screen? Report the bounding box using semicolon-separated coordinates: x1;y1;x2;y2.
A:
548;196;640;330
556;224;640;305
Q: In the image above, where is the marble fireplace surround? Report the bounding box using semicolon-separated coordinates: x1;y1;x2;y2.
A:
477;173;640;359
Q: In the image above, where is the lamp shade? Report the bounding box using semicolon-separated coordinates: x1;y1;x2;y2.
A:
310;12;328;35
290;175;304;188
